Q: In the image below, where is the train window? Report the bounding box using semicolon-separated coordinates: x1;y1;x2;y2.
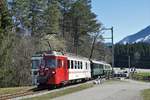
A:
71;60;73;69
85;62;88;69
78;61;80;69
99;64;103;69
68;60;70;69
75;61;77;69
76;61;77;69
73;61;75;69
81;62;83;69
80;62;81;69
77;61;78;69
105;66;108;69
107;66;111;70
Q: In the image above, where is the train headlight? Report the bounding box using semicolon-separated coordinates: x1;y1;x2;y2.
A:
52;71;55;74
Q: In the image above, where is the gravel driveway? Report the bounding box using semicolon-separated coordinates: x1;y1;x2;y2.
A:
52;79;150;100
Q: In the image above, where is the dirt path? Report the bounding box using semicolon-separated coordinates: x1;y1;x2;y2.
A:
52;79;150;100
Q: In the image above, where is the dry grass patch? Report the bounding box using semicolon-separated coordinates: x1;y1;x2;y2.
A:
142;89;150;100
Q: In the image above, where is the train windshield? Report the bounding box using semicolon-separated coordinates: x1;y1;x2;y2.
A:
32;59;44;69
32;60;41;69
46;59;57;68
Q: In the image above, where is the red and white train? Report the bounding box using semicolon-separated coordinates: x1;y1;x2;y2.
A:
31;50;112;87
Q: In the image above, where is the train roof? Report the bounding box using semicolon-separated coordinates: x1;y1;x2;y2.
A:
43;51;66;56
32;51;89;61
66;53;90;62
91;60;111;66
31;52;43;60
32;50;66;57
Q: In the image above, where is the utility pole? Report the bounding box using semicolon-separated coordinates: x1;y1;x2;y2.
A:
100;27;114;69
128;55;131;71
111;27;114;69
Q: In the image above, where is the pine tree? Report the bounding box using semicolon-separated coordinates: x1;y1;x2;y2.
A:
12;0;47;37
68;0;101;54
58;0;74;38
44;0;61;35
0;0;15;87
0;0;13;66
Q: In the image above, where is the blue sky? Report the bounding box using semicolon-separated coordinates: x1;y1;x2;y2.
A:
91;0;150;43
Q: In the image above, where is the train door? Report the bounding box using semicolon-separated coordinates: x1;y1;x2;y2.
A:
57;57;68;83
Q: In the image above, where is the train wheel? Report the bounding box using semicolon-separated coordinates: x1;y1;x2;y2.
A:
81;79;86;82
37;84;46;90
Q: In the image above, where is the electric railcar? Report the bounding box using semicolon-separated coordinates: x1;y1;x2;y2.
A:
31;50;112;87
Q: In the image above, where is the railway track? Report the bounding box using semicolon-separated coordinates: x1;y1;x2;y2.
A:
0;88;49;100
0;91;33;100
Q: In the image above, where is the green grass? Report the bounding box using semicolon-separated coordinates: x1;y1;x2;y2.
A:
23;83;94;100
132;72;150;82
142;89;150;100
0;86;34;95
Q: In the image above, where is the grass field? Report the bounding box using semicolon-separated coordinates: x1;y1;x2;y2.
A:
132;72;150;82
142;89;150;100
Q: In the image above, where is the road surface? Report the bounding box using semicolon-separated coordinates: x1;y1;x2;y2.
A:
52;79;150;100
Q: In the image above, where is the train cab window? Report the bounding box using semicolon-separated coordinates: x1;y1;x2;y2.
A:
71;60;73;69
46;59;57;68
32;60;41;69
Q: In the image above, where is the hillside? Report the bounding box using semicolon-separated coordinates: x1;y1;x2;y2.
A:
119;25;150;44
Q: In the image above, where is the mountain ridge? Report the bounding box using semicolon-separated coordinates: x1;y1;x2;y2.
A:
118;25;150;44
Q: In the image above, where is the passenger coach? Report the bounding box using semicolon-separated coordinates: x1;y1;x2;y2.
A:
67;53;91;82
35;51;91;87
90;60;105;78
90;60;112;79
